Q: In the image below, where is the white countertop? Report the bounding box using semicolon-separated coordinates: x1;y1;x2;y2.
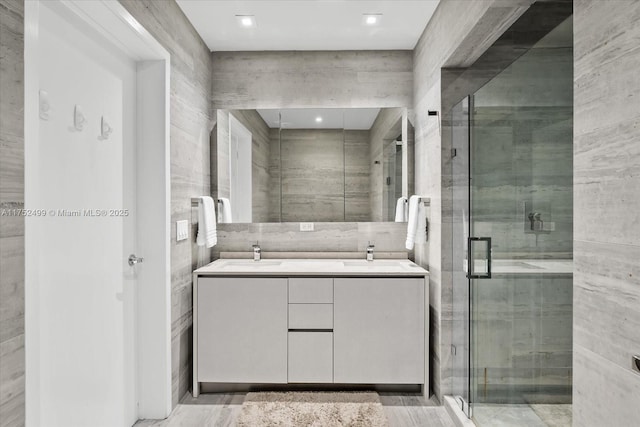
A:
194;258;429;277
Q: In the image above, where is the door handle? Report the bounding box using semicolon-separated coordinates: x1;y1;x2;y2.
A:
128;254;144;267
467;237;491;279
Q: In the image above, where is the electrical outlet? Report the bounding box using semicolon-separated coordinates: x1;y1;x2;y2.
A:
176;220;189;241
299;222;314;232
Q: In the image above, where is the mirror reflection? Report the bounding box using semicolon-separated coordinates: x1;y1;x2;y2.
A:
212;108;414;223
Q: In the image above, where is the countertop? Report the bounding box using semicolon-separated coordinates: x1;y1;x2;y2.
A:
194;258;429;277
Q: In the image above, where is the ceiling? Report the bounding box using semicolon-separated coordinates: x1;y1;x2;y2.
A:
257;108;381;130
176;1;440;51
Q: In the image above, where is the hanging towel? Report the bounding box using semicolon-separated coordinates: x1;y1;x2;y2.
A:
395;197;408;222
405;195;422;250
196;196;217;248
414;202;428;245
218;197;232;223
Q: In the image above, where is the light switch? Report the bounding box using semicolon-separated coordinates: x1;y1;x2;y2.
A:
176;220;189;242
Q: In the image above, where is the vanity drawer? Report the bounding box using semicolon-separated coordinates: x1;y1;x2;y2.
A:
288;278;333;303
288;332;333;383
288;304;333;329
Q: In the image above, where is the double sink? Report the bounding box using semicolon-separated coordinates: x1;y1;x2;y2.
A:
211;258;424;274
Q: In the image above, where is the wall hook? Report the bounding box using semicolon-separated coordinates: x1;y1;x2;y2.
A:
74;105;86;131
101;116;113;139
39;90;51;120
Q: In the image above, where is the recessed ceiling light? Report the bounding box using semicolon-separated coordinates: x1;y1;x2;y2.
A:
363;14;382;26
315;117;323;123
236;15;256;28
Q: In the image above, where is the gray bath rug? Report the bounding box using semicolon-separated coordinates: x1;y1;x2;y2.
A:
235;391;389;427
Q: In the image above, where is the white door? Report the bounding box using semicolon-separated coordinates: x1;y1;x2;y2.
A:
229;114;252;222
33;4;137;426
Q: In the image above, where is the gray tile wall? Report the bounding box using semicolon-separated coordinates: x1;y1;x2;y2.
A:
573;0;640;425
280;129;346;222
274;128;370;222
413;0;534;401
212;50;413;110
268;128;281;222
119;0;215;407
344;130;371;222
0;0;25;425
212;222;410;256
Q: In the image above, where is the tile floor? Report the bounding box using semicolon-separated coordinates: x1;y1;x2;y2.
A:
473;404;572;427
135;392;456;427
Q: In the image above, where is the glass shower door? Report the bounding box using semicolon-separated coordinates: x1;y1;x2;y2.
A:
451;97;471;417
467;21;574;426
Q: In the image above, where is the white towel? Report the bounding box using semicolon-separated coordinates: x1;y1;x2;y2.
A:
217;198;232;223
196;196;217;248
405;195;422;250
395;197;408;222
414;202;428;244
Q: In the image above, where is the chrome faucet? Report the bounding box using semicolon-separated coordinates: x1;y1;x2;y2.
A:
528;212;544;231
366;241;375;262
252;242;261;261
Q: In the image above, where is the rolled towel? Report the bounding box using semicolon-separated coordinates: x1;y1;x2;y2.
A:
196;196;217;248
218;197;232;223
405;195;421;250
395;197;408;222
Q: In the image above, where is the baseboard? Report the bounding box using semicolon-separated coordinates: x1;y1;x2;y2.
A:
199;383;422;394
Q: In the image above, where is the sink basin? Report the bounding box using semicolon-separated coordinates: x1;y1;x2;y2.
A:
280;260;344;269
222;260;282;266
342;260;403;267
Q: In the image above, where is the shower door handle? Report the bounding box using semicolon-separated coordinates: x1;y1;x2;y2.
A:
467;237;492;279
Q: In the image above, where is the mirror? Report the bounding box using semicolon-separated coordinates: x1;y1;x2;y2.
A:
211;107;414;223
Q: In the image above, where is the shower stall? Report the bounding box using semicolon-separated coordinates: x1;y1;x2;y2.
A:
447;9;573;427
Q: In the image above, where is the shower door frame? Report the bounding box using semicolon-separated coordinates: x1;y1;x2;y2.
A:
450;94;475;419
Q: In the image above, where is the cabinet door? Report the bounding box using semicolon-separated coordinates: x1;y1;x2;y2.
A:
334;278;425;384
197;277;287;383
288;332;333;383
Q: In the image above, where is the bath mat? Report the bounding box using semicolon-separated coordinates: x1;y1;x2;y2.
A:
235;391;389;427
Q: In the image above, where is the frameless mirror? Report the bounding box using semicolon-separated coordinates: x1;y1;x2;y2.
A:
211;107;414;223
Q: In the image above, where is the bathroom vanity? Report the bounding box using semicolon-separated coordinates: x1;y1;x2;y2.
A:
192;258;429;397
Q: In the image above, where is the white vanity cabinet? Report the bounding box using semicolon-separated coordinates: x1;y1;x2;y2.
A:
334;278;425;384
196;277;288;384
193;259;429;397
